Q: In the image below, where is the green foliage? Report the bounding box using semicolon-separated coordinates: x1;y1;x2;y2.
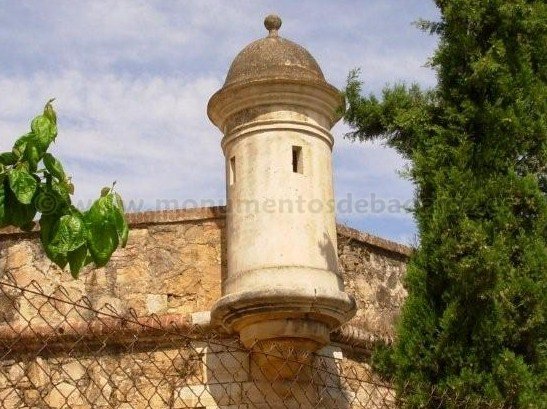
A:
8;167;38;205
0;100;128;278
344;1;546;407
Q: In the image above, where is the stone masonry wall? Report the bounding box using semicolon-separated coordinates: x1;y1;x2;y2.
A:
0;340;390;408
0;209;225;327
0;207;409;408
0;208;409;337
337;225;409;340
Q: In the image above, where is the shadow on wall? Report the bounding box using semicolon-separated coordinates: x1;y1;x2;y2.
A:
319;232;338;273
220;220;228;296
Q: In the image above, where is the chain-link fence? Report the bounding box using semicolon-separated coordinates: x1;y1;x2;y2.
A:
0;272;503;408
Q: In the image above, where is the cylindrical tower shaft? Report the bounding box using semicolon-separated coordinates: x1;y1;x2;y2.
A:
208;15;356;356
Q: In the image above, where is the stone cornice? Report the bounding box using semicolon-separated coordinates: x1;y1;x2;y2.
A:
208;78;343;132
0;206;226;237
337;224;413;258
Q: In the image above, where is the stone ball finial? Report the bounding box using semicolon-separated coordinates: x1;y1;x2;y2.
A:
264;14;282;36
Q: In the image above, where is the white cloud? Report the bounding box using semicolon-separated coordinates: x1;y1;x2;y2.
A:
0;1;440;242
0;71;225;210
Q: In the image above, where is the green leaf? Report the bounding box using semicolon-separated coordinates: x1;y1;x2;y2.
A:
67;244;89;278
43;153;66;181
86;195;110;224
8;167;37;205
86;193;129;248
112;192;125;211
118;211;129;247
7;202;36;229
35;182;69;215
44;99;57;125
23;139;44;170
4;181;36;228
39;214;57;247
49;214;87;254
86;221;119;267
39;214;68;269
55;180;72;201
84;195;121;266
107;193;129;247
0;183;6;227
30;115;56;149
0;152;16;166
12;133;33;159
44;180;72;210
39;213;55;244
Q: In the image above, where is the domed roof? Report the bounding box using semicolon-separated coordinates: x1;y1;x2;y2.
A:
223;15;326;87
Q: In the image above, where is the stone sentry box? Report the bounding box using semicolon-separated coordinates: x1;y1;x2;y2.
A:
208;14;356;373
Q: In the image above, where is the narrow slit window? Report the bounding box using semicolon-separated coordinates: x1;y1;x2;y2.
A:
292;146;303;174
230;156;236;185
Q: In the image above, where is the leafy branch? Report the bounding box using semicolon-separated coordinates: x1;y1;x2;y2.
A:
0;101;128;278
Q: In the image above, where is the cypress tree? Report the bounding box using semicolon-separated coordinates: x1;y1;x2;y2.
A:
344;1;546;406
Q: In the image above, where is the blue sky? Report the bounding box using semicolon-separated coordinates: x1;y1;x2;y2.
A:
0;1;439;244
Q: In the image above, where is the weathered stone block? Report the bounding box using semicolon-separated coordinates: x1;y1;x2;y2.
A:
62;361;87;382
27;357;49;388
174;383;242;408
205;350;249;384
0;388;22;409
44;382;81;408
